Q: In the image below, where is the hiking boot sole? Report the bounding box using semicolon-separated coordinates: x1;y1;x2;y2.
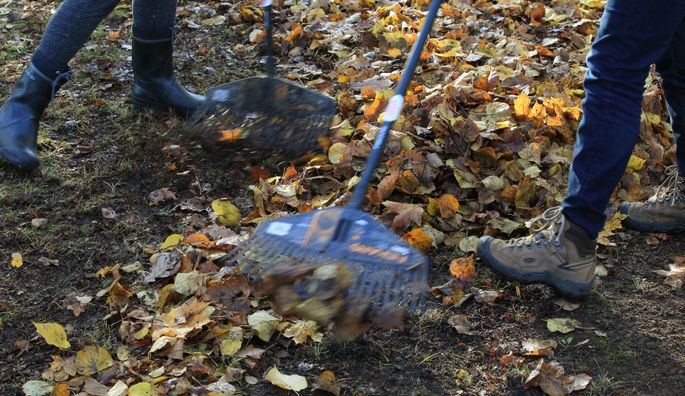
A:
477;236;593;299
618;203;685;233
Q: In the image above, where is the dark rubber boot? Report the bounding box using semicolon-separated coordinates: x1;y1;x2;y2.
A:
131;36;205;115
0;63;69;170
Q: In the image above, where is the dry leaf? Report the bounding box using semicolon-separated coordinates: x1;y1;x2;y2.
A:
282;321;323;345
51;383;69;396
313;370;342;395
382;201;424;229
448;314;474;335
161;234;184;250
75;346;114;375
220;327;243;356
212;199;242;227
128;382;157;396
402;228;433;253
598;213;628;246
10;252;23;268
33;322;70;349
22;381;53;396
263;366;308;391
248;311;280;342
547;318;581;334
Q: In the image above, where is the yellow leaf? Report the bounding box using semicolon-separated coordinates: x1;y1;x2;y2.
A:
34;322;70;349
248;311;280;342
75;346;114;375
161;234;184;250
387;47;402;58
264;366;308;391
220;327;243;356
128;382;157;396
282;321;323;345
10;252;23;268
627;155;646;172
211;199;242;227
513;93;531;120
598;213;628;246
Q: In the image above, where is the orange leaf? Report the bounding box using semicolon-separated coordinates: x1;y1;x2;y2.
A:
283;165;298;181
286;24;303;42
402;228;433;253
52;383;70;396
536;44;554;58
216;128;242;142
513;93;531;120
363;93;387;121
428;194;460;218
361;86;376;101
184;233;210;247
250;166;270;182
449;256;475;281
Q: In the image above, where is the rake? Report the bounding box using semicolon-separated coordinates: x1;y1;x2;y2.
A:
186;0;336;157
218;0;442;326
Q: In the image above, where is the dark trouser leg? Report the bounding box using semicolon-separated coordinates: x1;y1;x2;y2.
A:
132;0;178;40
562;0;685;239
130;0;204;114
656;21;685;172
31;0;121;78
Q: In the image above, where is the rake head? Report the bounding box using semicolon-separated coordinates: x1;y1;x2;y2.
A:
219;207;429;333
187;76;336;156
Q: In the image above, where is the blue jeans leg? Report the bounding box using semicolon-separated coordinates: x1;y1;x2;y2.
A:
562;0;685;239
656;24;685;172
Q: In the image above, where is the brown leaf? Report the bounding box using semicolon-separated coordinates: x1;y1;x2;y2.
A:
382;201;424;230
427;194;461;218
313;371;342;396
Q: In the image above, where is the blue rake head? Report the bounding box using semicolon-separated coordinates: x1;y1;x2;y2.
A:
218;207;430;318
187;76;336;157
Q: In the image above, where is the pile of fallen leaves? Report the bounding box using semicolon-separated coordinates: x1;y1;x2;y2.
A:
17;0;682;394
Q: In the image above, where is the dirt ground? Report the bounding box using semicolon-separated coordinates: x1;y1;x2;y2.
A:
1;1;684;395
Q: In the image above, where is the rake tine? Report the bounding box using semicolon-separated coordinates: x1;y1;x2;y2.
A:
225;235;261;268
237;245;268;278
246;243;284;278
258;244;299;277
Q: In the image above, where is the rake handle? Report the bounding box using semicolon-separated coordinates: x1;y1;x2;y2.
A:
262;0;275;77
347;0;443;210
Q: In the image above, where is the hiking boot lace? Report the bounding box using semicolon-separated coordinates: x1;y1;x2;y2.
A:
508;206;565;248
651;165;684;206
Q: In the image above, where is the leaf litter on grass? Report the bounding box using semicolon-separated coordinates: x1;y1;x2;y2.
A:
22;0;684;392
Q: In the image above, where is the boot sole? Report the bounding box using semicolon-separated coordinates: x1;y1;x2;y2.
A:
618;203;685;233
477;236;593;299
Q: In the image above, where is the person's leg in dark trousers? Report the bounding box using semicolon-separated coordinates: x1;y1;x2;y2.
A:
562;0;685;238
478;0;685;298
657;23;685;173
619;16;685;231
130;0;204;114
0;0;204;170
0;0;120;169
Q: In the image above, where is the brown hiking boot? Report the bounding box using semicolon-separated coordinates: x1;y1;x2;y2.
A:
619;165;685;233
477;207;597;299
